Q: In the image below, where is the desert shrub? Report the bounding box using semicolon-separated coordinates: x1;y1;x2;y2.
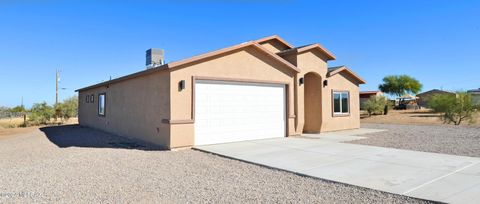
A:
362;95;388;116
29;102;54;125
428;92;478;125
54;96;78;121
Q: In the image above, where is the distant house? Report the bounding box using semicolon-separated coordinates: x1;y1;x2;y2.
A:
467;88;480;106
416;89;455;108
359;91;383;109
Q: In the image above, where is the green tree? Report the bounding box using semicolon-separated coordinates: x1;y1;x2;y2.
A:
59;96;78;121
10;105;26;114
428;92;478;125
362;95;388;116
29;102;54;125
379;75;423;97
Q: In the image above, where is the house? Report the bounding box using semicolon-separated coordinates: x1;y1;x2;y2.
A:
76;35;366;149
359;91;383;109
467;88;480;106
416;89;455;108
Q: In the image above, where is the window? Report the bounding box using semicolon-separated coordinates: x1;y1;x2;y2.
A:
333;91;349;115
85;95;89;103
98;93;106;116
90;94;94;103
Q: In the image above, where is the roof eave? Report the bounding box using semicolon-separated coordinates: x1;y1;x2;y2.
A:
297;43;336;60
254;35;294;49
328;66;366;84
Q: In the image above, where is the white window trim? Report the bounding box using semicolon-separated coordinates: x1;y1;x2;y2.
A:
333;91;350;116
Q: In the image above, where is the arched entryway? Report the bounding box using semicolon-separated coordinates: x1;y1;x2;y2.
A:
303;72;322;133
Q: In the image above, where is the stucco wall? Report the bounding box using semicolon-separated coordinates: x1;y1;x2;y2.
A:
321;72;361;131
295;51;328;134
294;50;360;133
168;46;297;148
78;70;171;148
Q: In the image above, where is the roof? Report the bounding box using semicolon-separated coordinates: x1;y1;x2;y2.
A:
327;66;366;84
416;89;455;97
360;91;382;95
277;43;336;60
327;65;344;72
76;40;299;92
467;88;480;94
254;35;294;49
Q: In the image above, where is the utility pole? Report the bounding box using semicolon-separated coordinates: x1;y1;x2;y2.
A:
56;69;59;105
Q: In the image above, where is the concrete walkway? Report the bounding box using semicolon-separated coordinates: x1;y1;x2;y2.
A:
194;129;480;203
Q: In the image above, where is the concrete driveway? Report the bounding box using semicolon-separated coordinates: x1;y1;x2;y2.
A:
194;129;480;204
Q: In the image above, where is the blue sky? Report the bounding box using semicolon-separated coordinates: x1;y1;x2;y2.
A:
1;0;479;107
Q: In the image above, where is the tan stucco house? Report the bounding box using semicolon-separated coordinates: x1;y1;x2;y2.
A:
76;35;366;149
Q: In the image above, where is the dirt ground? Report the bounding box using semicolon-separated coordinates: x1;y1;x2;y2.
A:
361;109;480;126
0;125;429;203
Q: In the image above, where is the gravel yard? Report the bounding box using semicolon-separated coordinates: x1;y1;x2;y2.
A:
352;123;480;157
0;125;432;203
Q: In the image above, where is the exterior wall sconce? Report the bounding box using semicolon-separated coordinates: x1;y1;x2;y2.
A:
323;80;328;87
299;77;304;85
179;80;186;91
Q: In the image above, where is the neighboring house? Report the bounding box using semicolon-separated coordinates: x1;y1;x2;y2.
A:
359;91;383;109
467;88;480;106
416;89;455;108
76;35;366;149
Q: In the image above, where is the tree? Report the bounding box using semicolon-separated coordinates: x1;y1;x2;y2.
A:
379;75;423;97
29;102;54;125
10;105;26;114
428;92;478;125
362;95;388;116
59;96;78;121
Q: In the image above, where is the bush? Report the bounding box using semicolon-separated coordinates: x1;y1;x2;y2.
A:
54;96;78;121
29;102;54;125
428;92;478;125
362;96;388;116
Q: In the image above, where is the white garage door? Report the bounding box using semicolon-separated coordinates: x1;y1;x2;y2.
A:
194;80;286;145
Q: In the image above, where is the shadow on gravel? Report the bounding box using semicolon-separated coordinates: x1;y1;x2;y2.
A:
40;125;165;151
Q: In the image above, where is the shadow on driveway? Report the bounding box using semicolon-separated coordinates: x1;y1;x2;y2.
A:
40;125;165;151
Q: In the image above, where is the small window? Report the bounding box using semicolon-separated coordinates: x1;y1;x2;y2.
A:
333;91;349;115
90;94;94;103
86;95;89;103
98;93;106;116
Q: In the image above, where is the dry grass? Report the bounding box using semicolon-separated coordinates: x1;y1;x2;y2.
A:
361;109;480;126
0;117;25;128
0;117;78;138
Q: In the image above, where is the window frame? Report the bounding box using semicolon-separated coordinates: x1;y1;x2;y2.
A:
98;93;106;117
332;90;350;117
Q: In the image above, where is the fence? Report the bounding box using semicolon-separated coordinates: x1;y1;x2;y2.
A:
0;112;25;119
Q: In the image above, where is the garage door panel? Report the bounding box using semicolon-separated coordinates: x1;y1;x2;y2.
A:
194;80;286;145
